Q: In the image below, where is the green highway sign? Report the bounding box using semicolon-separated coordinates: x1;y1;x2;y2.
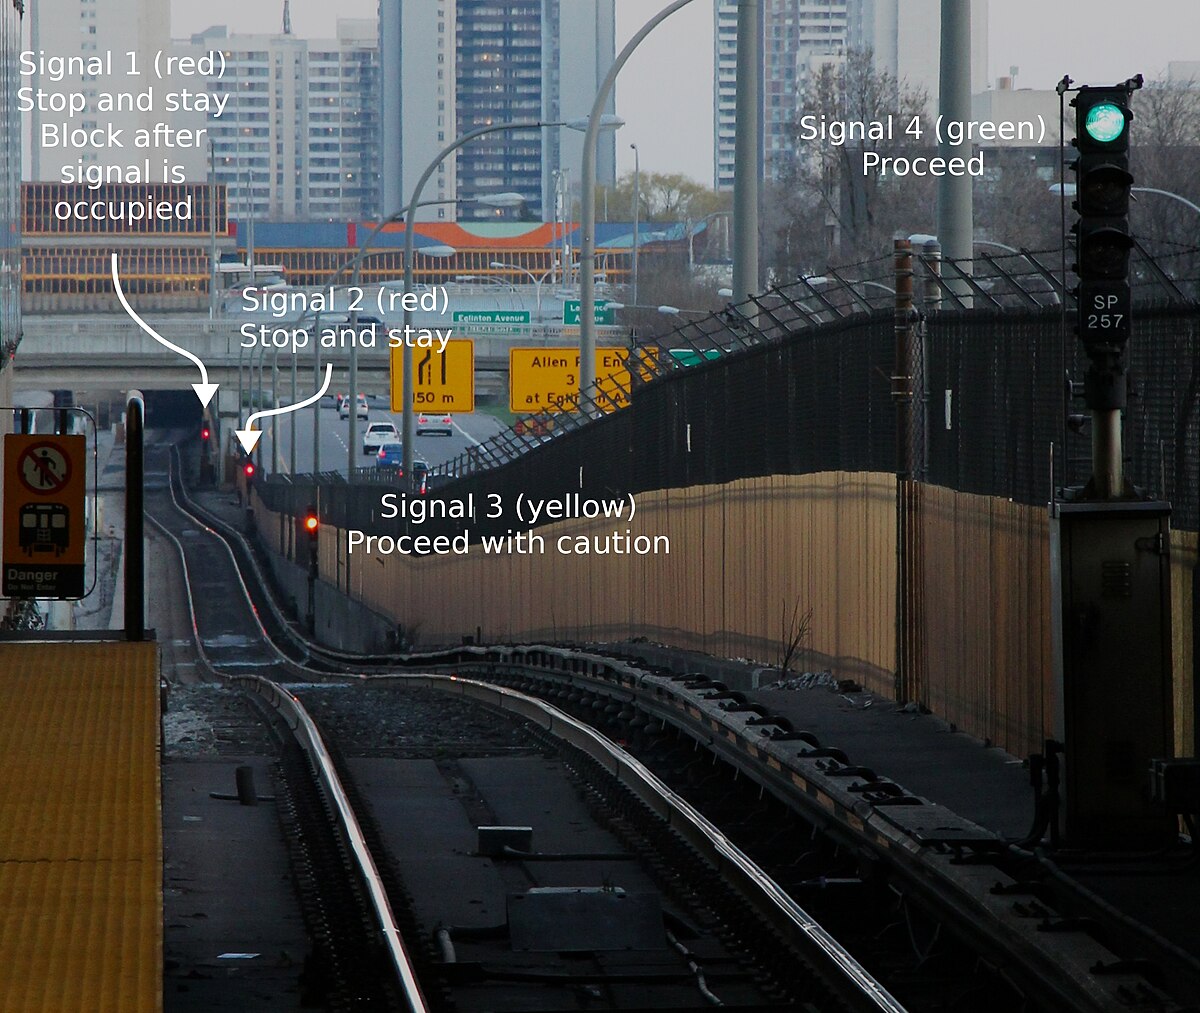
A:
668;348;725;366
563;299;614;326
452;310;531;325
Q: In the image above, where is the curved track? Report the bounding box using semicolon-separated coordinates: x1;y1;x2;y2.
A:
149;433;911;1013
155;430;1200;1013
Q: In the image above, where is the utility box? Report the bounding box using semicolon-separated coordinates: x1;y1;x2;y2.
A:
1050;500;1176;849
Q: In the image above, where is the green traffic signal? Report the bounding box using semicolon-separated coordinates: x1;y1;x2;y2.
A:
1084;102;1126;144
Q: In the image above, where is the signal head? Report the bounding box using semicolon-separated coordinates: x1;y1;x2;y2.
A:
1084;102;1126;144
1072;86;1133;154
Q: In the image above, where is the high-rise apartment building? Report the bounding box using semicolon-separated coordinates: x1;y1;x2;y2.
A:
381;1;616;223
713;0;988;190
714;0;849;189
380;1;456;222
847;0;988;110
27;0;203;184
184;19;379;221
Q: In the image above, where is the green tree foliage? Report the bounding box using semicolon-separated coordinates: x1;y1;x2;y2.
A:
589;172;730;223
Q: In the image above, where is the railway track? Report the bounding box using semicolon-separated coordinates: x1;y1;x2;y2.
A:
156;434;1200;1013
150;435;907;1012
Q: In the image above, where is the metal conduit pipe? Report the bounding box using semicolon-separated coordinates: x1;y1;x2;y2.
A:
667;929;725;1006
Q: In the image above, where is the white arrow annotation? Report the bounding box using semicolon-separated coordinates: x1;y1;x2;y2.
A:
111;253;219;408
235;362;333;455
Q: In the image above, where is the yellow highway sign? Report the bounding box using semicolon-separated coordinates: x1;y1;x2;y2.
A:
509;346;655;414
390;339;475;413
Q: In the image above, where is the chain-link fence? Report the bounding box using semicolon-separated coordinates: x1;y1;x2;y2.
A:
257;245;1200;534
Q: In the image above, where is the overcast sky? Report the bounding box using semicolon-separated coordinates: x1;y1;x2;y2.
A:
169;0;1199;186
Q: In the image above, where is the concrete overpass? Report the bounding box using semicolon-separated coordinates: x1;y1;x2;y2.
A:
14;313;626;406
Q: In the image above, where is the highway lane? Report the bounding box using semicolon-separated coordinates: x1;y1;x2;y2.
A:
265;394;506;478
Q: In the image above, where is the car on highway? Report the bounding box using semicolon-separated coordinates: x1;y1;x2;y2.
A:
339;394;368;420
363;421;399;454
375;443;430;492
375;442;404;468
417;412;454;436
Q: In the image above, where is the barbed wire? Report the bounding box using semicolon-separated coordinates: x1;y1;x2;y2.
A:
425;242;1200;485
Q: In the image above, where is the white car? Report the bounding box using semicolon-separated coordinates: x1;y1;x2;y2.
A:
339;394;368;420
362;421;399;454
417;412;453;436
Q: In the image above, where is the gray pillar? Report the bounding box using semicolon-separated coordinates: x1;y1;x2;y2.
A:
935;0;972;301
732;0;760;302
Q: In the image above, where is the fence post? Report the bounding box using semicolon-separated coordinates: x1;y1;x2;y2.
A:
893;241;922;704
124;391;145;642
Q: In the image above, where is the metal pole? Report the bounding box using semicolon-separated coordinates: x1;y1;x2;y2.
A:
255;343;266;471
313;310;322;475
893;241;915;703
246;171;256;285
289;347;297;477
554;170;563;288
631;143;640;308
894;240;914;481
580;0;698;402
402;119;551;484
209;140;218;320
1092;411;1123;500
348;264;360;482
270;350;278;474
936;0;972;302
124;391;145;642
732;0;760;302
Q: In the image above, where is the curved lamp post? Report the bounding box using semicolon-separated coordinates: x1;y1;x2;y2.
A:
489;261;553;315
344;194;516;479
398;117;621;484
580;0;700;402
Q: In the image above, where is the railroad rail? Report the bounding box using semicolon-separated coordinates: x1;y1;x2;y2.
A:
157;436;1198;1012
149;435;908;1012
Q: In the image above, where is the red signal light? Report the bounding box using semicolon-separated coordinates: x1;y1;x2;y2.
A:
304;515;319;533
201;427;211;441
243;461;256;478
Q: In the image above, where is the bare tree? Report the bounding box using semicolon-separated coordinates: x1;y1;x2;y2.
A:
1130;75;1200;275
778;599;813;678
769;50;933;275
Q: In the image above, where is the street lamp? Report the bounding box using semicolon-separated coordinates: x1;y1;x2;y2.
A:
1050;181;1200;216
581;0;699;402
456;274;516;291
630;143;640;308
345;196;512;480
254;199;466;480
606;301;706;318
489;261;552;315
396;116;621;485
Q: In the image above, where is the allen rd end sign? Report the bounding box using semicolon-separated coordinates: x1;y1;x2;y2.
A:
509;347;654;413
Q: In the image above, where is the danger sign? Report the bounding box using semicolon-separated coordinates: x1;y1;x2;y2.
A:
18;443;72;494
3;434;86;598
